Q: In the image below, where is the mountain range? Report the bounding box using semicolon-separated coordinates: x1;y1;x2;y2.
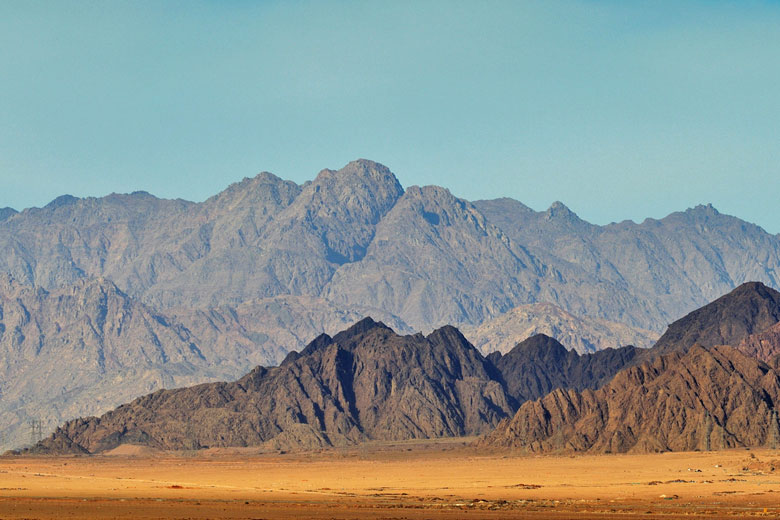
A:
25;281;780;455
5;159;780;451
3;160;780;336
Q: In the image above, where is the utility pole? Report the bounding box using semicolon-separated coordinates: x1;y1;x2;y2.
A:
703;412;713;451
28;419;42;446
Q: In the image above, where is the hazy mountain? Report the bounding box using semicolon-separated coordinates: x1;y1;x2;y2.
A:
27;319;515;454
479;345;780;453
2;159;780;335
474;199;780;330
5;159;780;450
461;302;657;355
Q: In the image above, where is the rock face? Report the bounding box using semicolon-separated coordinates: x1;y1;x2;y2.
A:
490;334;640;403
479;345;780;453
652;282;780;355
738;322;780;364
462;302;657;355
29;319;515;454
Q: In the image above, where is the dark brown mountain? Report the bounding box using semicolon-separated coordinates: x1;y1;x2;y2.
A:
479;345;780;453
490;334;640;402
652;282;780;355
27;319;515;454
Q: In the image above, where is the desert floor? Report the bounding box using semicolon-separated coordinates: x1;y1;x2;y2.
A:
1;438;779;519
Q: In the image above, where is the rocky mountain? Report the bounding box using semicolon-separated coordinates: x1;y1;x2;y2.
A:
489;334;641;403
2;159;780;335
479;345;780;453
652;282;780;355
462;302;657;355
27;319;515;454
474;198;780;330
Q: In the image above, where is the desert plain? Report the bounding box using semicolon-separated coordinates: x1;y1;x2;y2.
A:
1;439;779;519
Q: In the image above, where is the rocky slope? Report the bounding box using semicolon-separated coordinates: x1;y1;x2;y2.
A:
738;322;780;364
651;282;780;355
462;302;657;355
27;319;515;454
479;345;780;453
488;334;640;402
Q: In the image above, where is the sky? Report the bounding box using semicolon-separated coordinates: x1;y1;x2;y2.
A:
2;1;779;233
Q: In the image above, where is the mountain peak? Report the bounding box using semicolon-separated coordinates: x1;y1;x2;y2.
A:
314;159;403;193
544;201;583;223
44;194;79;209
652;281;780;354
687;203;720;216
0;207;17;222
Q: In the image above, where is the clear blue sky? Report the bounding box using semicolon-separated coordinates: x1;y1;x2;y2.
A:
2;1;779;233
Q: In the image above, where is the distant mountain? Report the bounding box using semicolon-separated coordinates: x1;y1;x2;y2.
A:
474;199;780;330
3;159;780;335
462;302;657;355
28;319;515;454
490;334;641;403
479;345;780;453
652;282;780;355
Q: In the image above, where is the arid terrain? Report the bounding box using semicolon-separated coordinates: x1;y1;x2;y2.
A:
2;440;779;519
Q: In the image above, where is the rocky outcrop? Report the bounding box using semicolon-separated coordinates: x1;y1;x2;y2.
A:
28;319;515;454
479;345;780;453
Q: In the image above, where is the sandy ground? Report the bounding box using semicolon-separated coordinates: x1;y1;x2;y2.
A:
1;439;780;519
